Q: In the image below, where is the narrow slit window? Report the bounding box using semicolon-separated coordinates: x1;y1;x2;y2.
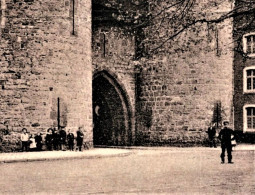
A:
72;0;75;35
69;0;76;35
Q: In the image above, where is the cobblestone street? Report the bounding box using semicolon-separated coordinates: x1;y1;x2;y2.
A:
0;148;254;194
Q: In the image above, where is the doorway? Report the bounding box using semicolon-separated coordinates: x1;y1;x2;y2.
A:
93;71;132;146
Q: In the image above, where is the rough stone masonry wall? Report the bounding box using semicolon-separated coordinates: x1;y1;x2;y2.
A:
92;26;137;143
136;1;234;145
0;0;92;152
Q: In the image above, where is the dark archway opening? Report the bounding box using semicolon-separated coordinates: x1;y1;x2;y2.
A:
93;71;132;146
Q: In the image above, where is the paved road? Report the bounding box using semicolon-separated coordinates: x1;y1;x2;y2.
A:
0;148;254;194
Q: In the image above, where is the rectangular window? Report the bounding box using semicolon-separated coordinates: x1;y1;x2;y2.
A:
243;105;255;133
247;36;252;54
246;107;255;129
243;34;255;56
245;69;255;91
247;78;251;90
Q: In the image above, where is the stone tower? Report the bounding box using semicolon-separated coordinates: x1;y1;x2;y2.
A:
0;0;92;151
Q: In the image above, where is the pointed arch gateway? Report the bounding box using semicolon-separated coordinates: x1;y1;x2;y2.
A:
93;71;132;146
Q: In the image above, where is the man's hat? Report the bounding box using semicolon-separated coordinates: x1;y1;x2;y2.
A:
223;121;229;125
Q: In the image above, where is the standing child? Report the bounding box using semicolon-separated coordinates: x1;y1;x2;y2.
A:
29;134;37;151
35;133;43;151
67;130;74;151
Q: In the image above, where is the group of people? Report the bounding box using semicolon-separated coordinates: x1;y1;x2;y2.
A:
21;121;236;164
207;121;236;164
20;128;42;152
20;127;84;152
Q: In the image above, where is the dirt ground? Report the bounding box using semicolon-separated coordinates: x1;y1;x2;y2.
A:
0;148;254;194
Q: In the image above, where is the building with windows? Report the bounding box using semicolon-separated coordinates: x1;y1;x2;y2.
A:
233;0;255;140
0;0;254;152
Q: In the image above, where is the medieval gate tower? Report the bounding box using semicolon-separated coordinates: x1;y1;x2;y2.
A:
1;0;249;151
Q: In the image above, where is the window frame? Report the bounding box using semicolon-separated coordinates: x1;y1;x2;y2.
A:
243;66;255;93
243;33;255;57
243;105;255;133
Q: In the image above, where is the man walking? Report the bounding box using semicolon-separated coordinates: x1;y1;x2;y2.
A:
218;121;235;164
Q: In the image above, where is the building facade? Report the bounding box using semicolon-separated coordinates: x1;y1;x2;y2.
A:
0;0;254;152
233;0;255;141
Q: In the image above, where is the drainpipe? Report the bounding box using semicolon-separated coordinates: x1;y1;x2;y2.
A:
57;97;60;130
134;62;142;145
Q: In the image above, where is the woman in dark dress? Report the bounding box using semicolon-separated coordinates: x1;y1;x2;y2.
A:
45;128;53;151
67;130;75;151
59;127;67;151
35;132;43;151
76;127;84;151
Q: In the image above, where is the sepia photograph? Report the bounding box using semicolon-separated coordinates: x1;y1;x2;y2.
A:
0;0;255;194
